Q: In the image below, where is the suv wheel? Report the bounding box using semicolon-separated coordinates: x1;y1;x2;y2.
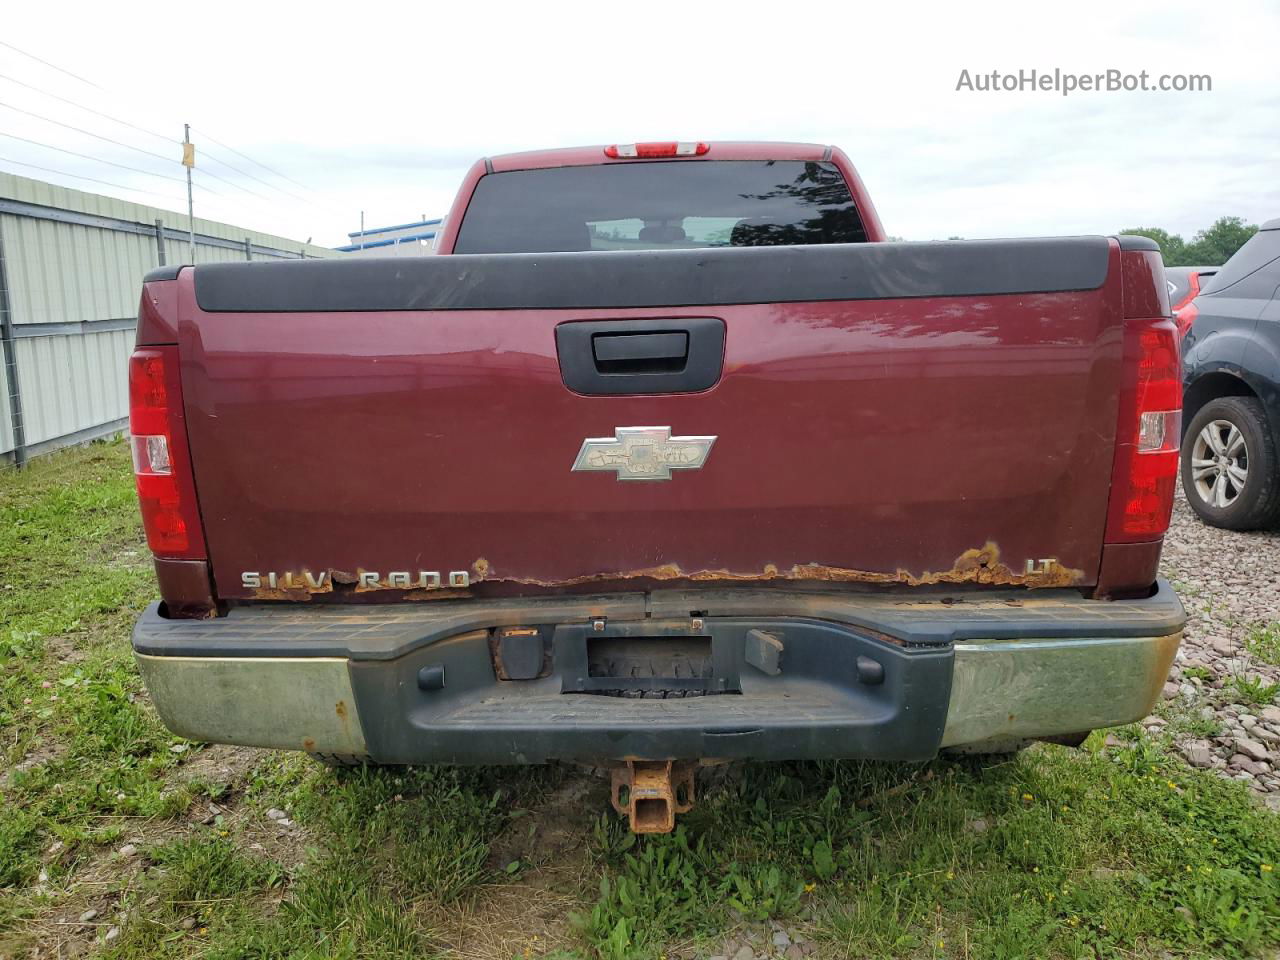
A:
1181;396;1280;530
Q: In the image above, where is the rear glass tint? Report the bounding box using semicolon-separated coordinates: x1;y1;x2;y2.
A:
454;160;867;254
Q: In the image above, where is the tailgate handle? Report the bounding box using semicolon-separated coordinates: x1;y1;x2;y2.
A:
592;331;688;372
556;317;725;395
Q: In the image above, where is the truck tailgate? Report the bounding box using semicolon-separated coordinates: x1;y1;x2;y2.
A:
170;239;1126;600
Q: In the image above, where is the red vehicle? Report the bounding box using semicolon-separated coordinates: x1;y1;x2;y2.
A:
130;141;1185;833
1166;265;1218;339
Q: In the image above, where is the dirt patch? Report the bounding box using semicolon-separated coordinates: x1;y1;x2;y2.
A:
171;745;317;873
175;743;265;792
6;838;149;960
427;769;607;957
2;737;68;789
41;633;87;666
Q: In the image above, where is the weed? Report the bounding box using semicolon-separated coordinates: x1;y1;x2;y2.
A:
1245;622;1280;666
1230;675;1280;706
1158;699;1222;740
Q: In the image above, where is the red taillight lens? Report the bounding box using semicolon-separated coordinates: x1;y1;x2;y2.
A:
129;347;205;558
604;141;709;159
1105;319;1181;541
1133;327;1181;419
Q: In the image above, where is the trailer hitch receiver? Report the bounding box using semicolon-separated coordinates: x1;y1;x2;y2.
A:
610;760;696;834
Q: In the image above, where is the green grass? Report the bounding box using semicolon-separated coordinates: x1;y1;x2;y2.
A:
0;442;150;663
577;746;1280;959
3;442;1280;960
1230;675;1280;707
103;762;560;959
1246;623;1280;667
0;441;175;896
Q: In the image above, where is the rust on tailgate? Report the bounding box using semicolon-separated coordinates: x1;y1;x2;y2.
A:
470;542;1082;591
245;542;1081;603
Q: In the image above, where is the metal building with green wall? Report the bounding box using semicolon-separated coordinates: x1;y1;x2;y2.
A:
0;172;334;465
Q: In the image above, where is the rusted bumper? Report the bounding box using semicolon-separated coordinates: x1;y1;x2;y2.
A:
132;582;1184;762
134;654;368;757
941;631;1181;748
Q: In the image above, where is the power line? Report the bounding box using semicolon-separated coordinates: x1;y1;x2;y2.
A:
196;144;314;205
0;99;306;211
0;131;190;184
0;155;183;201
0;71;174;144
0;44;333;225
192;164;275;203
0;103;319;220
0;100;178;166
191;137;346;217
0;40;103;90
193;127;326;198
3;41;331;217
0;70;308;209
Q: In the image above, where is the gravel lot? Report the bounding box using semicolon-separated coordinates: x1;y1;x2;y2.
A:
1156;487;1280;804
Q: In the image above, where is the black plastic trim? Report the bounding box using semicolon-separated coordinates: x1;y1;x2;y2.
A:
556;317;724;394
192;236;1113;314
1115;235;1161;252
144;264;184;283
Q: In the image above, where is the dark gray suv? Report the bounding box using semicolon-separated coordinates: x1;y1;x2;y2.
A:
1180;218;1280;529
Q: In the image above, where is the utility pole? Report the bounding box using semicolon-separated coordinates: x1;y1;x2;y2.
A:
182;124;195;264
359;211;365;251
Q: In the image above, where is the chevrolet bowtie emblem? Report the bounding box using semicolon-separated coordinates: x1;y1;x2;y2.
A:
571;426;717;481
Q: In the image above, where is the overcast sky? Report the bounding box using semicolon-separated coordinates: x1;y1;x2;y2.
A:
3;0;1277;248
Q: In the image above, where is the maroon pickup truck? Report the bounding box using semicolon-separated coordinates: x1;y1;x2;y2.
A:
129;141;1185;832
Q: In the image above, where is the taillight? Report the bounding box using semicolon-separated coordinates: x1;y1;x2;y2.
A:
129;347;206;558
1104;319;1181;541
604;141;709;159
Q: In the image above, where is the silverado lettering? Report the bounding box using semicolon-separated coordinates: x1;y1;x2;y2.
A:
128;140;1186;834
240;571;471;590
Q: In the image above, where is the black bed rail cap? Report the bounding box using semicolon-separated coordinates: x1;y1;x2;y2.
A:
1114;235;1161;253
193;237;1113;314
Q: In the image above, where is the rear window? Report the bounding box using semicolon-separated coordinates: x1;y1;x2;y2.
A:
1200;231;1280;297
453;160;867;254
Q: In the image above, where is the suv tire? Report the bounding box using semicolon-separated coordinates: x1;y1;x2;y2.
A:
1181;396;1280;530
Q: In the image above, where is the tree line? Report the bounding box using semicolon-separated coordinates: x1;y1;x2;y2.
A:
895;217;1258;268
1119;217;1259;267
